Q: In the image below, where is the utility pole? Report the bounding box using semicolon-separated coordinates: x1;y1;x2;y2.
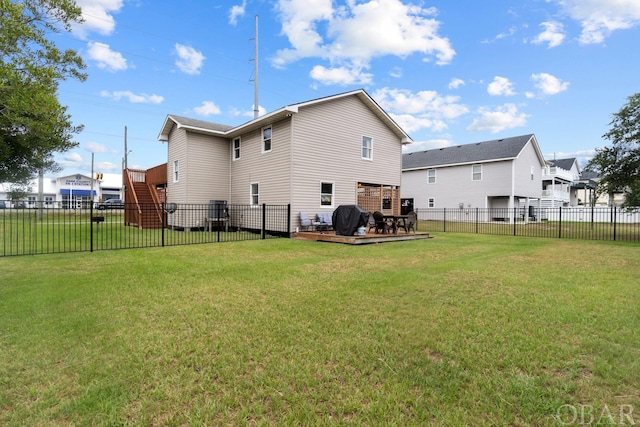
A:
124;125;128;170
250;15;259;119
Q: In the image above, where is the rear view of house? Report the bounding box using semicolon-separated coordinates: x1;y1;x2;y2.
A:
157;89;412;232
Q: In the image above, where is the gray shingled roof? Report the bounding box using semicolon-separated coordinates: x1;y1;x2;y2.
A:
549;158;576;171
167;115;234;133
403;134;535;170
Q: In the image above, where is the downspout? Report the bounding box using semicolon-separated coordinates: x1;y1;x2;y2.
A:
510;160;516;223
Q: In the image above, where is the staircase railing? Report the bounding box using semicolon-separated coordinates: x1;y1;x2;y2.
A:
124;168;144;228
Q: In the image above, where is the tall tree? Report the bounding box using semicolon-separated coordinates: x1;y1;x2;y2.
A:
587;93;640;207
0;0;87;183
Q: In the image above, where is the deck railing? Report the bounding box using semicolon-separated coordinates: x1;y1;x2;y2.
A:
0;201;291;257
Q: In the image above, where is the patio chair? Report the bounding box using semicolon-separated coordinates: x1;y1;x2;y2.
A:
399;211;417;233
372;211;391;234
316;212;333;231
367;212;377;233
299;212;320;231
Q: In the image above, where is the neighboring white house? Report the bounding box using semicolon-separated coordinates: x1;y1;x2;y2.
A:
157;89;412;231
401;134;546;221
0;173;122;208
541;158;582;208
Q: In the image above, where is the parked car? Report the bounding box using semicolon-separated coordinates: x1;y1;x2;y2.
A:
96;199;124;210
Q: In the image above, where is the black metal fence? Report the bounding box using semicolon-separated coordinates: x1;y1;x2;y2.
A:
0;201;291;257
415;207;640;242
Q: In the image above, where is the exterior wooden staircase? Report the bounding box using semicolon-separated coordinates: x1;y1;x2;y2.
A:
123;164;167;229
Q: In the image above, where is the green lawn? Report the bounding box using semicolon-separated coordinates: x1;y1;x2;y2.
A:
1;234;638;425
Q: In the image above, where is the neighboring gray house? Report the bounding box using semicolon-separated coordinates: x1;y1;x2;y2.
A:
157;89;412;231
401;134;546;221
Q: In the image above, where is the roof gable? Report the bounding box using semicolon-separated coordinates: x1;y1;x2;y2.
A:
158;89;412;143
403;134;543;170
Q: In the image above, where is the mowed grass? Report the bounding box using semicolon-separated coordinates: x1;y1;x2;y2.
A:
1;234;638;425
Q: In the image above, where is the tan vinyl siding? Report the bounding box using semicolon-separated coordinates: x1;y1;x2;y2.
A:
167;125;188;204
229;118;292;206
184;132;230;204
290;95;403;219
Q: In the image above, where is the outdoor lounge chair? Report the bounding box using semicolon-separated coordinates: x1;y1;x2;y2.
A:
315;212;333;231
299;212;321;231
372;211;391;234
367;212;377;233
399;211;417;233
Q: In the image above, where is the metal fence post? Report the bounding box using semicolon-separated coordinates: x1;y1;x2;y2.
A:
475;208;479;234
443;208;447;232
513;207;517;236
90;200;94;252
262;203;266;239
558;207;562;239
613;206;617;241
161;203;165;247
287;204;291;236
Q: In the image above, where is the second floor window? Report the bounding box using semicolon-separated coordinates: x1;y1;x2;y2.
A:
472;164;482;181
173;160;179;182
427;169;436;184
262;126;272;152
362;136;372;160
233;137;241;160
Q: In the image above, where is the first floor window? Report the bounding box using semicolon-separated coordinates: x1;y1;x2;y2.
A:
173;160;180;182
233;137;241;160
427;169;436;184
530;166;535;180
428;198;435;208
472;164;482;181
251;183;259;205
321;182;333;206
362;136;372;160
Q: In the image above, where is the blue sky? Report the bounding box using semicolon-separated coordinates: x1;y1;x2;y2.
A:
53;0;640;178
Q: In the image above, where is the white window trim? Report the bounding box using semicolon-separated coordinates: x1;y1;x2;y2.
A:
262;125;272;153
362;136;373;160
320;181;335;208
233;137;241;161
472;164;482;181
173;160;179;183
427;169;436;184
250;182;259;206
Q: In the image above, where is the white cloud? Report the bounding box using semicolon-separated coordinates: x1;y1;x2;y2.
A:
530;73;569;96
532;21;566;48
309;65;373;85
100;90;164;104
85;142;109;153
272;0;455;83
467;104;529;133
193;101;221;116
74;0;124;37
389;67;403;78
487;76;516;96
373;87;468;133
174;44;206;75
404;139;452;152
229;105;267;118
555;0;640;44
448;78;465;89
65;152;83;162
87;42;127;72
229;0;246;25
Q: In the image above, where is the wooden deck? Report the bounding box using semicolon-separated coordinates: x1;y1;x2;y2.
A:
293;230;432;245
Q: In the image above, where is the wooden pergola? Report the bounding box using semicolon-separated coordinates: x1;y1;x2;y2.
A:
356;182;401;216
